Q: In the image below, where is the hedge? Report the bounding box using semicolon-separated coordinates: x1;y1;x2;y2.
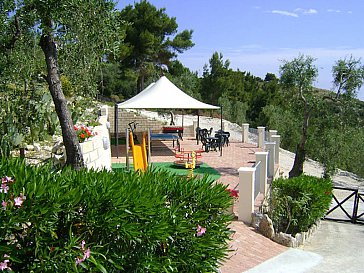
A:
269;175;332;235
0;158;232;272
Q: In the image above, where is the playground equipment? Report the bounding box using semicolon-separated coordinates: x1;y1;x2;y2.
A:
129;131;148;172
185;151;196;178
128;121;138;142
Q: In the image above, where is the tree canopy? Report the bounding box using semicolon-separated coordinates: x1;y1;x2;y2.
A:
1;0;124;169
332;56;364;99
117;0;194;92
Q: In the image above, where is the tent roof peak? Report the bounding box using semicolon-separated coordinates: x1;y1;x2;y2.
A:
117;76;220;110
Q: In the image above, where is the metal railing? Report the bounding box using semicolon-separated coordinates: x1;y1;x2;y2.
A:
248;127;258;135
248;127;269;144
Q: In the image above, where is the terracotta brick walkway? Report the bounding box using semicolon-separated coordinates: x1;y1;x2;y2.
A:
111;137;287;272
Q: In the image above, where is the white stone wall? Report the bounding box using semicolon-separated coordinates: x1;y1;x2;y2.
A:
80;106;111;171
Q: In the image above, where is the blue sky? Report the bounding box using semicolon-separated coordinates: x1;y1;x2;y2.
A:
116;0;364;100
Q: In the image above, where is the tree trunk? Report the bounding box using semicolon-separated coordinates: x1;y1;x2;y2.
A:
137;74;145;94
289;102;310;178
40;34;84;170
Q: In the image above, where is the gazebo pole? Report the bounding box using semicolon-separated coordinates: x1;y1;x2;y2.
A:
114;104;119;158
197;110;200;145
182;110;184;128
220;105;223;157
126;128;129;171
147;128;151;164
182;110;184;140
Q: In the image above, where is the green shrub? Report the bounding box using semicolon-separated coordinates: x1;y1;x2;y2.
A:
268;175;332;235
0;158;232;272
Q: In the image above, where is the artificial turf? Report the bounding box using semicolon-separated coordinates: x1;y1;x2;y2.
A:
112;162;221;181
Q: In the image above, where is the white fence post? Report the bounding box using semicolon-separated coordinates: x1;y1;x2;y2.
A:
238;167;256;224
271;135;281;165
268;130;277;142
242;123;249;143
255;152;268;196
265;142;275;177
257;126;265;148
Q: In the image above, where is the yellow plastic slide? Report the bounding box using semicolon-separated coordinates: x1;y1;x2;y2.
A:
129;131;148;172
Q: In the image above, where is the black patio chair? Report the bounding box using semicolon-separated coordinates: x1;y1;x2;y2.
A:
200;135;212;152
216;130;230;146
224;131;230;146
214;133;224;151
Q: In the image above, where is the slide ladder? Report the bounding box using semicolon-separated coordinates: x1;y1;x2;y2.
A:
129;131;148;172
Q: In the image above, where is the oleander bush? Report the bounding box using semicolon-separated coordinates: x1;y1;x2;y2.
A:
269;175;332;235
0;158;232;272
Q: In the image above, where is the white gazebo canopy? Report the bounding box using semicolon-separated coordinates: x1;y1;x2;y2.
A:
117;76;219;109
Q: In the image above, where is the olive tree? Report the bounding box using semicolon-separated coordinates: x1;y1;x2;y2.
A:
280;54;318;178
2;0;123;169
332;55;364;99
316;56;364;177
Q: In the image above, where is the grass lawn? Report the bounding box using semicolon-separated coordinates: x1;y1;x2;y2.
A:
112;162;221;181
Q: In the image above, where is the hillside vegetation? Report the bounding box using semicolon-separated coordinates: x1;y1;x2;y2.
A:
1;1;364;178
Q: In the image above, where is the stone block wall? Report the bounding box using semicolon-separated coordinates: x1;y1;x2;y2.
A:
80;106;111;171
108;107;166;135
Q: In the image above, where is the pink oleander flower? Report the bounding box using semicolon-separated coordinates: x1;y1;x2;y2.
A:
0;254;11;271
0;176;14;194
14;194;26;207
75;256;83;265
81;240;86;250
0;183;9;194
76;241;91;266
196;225;206;237
1;200;6;210
83;248;91;260
2;176;13;183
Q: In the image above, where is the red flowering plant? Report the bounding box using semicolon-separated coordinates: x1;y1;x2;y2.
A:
73;125;96;143
226;188;239;198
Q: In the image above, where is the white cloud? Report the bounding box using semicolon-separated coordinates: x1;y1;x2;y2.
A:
327;9;341;13
271;10;298;18
327;9;353;15
269;8;317;18
295;8;318;15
